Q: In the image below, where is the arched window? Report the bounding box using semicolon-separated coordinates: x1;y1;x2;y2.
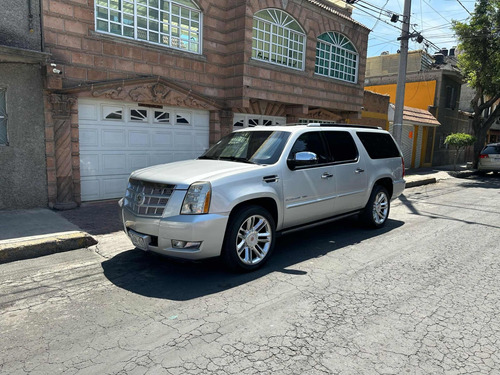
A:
252;9;305;70
315;32;358;83
95;0;202;54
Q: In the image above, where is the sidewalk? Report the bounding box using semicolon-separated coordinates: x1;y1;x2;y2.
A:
0;166;476;264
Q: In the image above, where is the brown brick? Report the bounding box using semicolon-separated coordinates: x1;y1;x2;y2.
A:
94;56;115;69
64;66;87;79
64;19;89;35
122;46;142;60
50;1;74;17
116;59;134;72
46;156;56;169
51;48;72;63
134;63;152;74
87;69;107;81
46;142;55;155
58;34;82;49
65;65;87;79
45;127;54;141
142;50;159;64
44;15;65;30
159;54;176;67
108;72;128;80
152;65;169;77
72;51;94;65
103;42;123;56
74;6;94;22
44;30;58;45
82;38;102;53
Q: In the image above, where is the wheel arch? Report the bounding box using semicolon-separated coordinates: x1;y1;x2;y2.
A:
228;197;279;229
373;177;393;198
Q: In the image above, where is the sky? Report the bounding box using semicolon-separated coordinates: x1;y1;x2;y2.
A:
348;0;477;57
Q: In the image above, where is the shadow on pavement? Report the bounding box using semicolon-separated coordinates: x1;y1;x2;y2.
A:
58;200;122;235
101;217;404;301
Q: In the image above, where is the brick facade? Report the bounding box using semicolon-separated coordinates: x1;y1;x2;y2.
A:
41;0;370;206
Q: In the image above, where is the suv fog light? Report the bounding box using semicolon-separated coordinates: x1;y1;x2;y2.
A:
171;240;202;250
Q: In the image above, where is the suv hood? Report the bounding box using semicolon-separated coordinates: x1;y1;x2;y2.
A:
130;159;262;189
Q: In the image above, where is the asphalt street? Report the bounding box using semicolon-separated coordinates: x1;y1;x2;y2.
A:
1;175;500;375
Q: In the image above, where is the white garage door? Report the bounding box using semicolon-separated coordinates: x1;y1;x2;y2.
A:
78;99;209;201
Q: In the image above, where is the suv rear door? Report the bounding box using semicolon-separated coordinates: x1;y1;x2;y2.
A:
323;130;368;214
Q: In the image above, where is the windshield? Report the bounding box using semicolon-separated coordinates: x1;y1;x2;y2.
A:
200;130;290;165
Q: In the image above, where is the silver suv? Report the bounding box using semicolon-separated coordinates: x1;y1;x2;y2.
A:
119;124;405;271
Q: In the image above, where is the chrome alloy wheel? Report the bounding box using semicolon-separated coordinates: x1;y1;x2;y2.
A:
236;215;272;265
372;191;389;224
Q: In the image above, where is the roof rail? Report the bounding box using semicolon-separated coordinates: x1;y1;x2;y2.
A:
307;122;382;130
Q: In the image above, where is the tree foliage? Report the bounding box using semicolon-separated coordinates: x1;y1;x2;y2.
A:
444;133;476;149
452;0;500;166
444;133;476;171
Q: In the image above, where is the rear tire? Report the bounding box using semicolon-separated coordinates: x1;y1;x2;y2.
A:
222;205;275;272
360;185;390;229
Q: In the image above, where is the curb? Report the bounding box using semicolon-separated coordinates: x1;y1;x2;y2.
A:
405;177;437;188
0;232;98;264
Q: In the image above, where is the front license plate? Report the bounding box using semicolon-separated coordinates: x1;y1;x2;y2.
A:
128;230;151;251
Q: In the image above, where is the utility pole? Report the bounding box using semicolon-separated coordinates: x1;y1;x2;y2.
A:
393;0;412;147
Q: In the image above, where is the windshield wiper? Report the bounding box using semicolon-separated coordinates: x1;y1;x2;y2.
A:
218;156;255;164
198;155;216;160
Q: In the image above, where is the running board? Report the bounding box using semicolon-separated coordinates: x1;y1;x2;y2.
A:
278;210;362;236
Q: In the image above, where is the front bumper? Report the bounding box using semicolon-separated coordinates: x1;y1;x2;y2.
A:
121;206;230;260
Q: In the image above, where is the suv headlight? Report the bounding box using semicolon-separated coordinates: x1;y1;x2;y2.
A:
181;182;211;214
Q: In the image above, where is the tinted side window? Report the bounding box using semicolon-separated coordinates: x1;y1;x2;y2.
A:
482;145;500;154
289;132;329;164
357;132;400;159
323;131;358;162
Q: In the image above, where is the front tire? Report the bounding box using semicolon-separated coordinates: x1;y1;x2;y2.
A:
222;206;276;272
361;185;390;228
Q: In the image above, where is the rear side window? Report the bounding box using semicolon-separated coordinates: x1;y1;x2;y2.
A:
481;145;500;154
357;132;400;159
323;131;358;162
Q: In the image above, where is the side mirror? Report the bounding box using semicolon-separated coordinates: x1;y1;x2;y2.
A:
287;151;318;170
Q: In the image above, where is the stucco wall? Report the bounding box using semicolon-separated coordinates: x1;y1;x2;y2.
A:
0;0;42;51
0;64;47;209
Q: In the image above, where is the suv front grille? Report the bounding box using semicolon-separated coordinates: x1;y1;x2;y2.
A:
124;179;175;217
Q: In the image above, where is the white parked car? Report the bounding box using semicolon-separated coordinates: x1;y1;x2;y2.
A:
478;143;500;174
119;124;405;271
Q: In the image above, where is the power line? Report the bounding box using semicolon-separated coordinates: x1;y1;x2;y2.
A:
456;0;472;15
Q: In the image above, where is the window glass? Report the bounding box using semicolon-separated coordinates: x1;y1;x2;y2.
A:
130;109;148;121
289;132;328;164
95;0;201;54
315;32;358;83
103;106;123;120
201;131;290;165
481;145;500;154
154;111;170;123
0;89;7;145
356;132;401;159
252;9;305;70
445;86;456;109
323;131;358;162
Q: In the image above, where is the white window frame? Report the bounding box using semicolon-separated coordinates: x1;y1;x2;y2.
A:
252;8;306;71
233;114;286;129
0;88;8;146
95;0;202;54
315;32;359;84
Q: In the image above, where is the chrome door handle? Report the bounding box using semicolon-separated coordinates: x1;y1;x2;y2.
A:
355;168;365;174
321;172;333;179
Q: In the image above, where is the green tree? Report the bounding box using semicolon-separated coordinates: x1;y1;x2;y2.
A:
444;133;476;171
453;0;500;167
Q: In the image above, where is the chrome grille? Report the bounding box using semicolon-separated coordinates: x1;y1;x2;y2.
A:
124;179;175;217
